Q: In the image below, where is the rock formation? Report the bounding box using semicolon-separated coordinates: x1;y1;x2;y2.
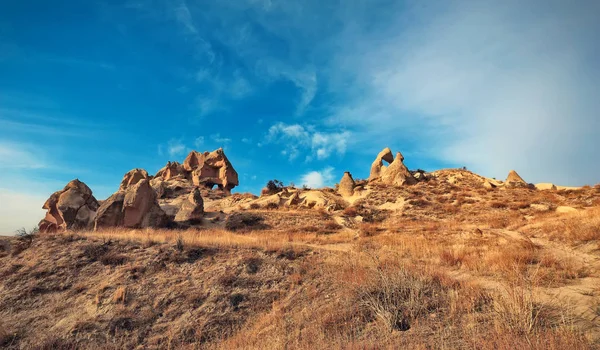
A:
95;179;168;229
38;179;99;233
182;148;239;193
338;172;356;197
535;183;557;190
155;161;186;181
119;168;149;191
380;152;417;186
174;188;204;223
505;170;529;188
369;148;394;181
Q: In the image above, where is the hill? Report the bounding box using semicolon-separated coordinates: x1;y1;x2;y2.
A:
1;148;599;349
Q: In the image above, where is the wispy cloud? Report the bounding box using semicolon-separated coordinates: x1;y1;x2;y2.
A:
265;122;350;161
194;136;204;149
210;133;232;146
299;166;335;188
0;142;46;169
321;0;600;184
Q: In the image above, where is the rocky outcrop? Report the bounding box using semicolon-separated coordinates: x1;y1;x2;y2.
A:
535;183;557;190
155;161;186;181
183;148;239;193
174;188;204;223
505;170;529;188
38;179;99;233
338;172;355;197
379;152;417;186
95;179;168;230
368;148;416;186
119;169;149;191
369;148;394;181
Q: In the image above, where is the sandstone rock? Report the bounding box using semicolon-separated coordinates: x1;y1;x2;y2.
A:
483;180;495;189
119;168;149;191
174;188;204;223
300;190;345;212
530;204;550;212
38;179;99;233
556;206;577;214
535;183;557;190
380;152;417;186
95;179;168;229
338;172;355;197
155;161;186;181
94;192;126;228
505;170;527;187
369;147;394;181
285;191;301;207
183;148;239;193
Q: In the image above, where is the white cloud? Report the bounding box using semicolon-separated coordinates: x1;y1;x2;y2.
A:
167;138;186;156
323;0;600;185
265;122;351;161
0;189;46;235
194;136;205;149
311;131;351;160
299;166;335;188
210;133;232;145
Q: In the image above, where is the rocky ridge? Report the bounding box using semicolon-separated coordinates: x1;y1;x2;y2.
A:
37;146;581;233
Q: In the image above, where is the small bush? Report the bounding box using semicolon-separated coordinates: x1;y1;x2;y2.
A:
323;221;342;231
359;223;380;237
100;252;128;266
265;179;284;195
243;257;262;274
265;202;279;210
225;213;269;232
343;207;359;217
490;201;508;209
353;263;451;332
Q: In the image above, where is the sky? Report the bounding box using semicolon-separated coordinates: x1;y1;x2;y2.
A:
1;0;599;234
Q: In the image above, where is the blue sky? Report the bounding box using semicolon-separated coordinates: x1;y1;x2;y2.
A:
1;0;599;233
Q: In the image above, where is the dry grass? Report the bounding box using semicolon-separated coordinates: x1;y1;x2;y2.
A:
524;207;600;243
2;174;600;349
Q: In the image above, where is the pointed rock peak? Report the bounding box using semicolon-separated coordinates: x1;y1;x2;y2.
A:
394;152;405;163
119;168;150;191
506;170;526;184
339;171;356;197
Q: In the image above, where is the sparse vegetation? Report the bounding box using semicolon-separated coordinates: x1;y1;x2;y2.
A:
2;170;600;348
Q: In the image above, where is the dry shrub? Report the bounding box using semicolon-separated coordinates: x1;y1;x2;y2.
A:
242;256;262;274
0;321;16;347
409;198;430;207
352;261;452;332
225;213;269;232
490;201;508;209
484;244;538;276
526;207;600;243
439;249;466;267
359;223;380;237
537;254;589;283
265;202;279;210
322;221;343;233
100;251;128;266
343;206;359;217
